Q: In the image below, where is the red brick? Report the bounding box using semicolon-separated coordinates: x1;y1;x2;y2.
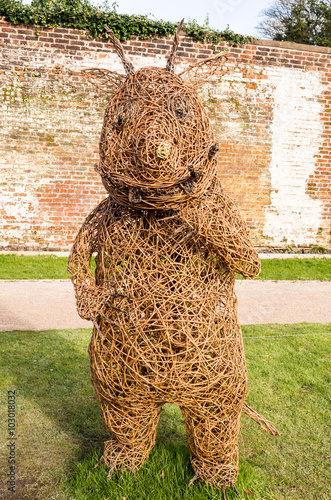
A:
0;16;330;250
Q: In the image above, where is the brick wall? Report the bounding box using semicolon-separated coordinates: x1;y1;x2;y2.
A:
0;17;330;250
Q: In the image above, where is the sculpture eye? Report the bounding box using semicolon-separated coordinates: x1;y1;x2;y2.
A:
168;95;191;123
175;108;184;119
112;99;136;131
113;115;123;130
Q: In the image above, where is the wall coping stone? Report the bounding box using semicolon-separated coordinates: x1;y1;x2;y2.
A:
1;17;330;55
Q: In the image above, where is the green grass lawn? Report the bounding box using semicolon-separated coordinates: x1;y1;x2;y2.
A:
0;323;330;499
0;254;330;280
256;257;331;280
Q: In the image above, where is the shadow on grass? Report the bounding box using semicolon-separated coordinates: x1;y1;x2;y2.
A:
0;329;107;450
0;329;105;499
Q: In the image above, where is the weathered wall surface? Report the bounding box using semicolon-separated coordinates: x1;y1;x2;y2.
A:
0;18;330;250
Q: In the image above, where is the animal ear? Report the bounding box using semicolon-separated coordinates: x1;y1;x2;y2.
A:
104;24;135;76
178;52;228;88
166;18;185;73
80;68;125;94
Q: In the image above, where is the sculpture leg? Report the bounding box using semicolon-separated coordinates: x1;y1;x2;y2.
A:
181;393;245;490
99;398;162;476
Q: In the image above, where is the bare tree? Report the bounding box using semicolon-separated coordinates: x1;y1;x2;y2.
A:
256;0;331;46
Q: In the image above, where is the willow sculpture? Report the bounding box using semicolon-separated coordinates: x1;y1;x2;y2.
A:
68;20;278;498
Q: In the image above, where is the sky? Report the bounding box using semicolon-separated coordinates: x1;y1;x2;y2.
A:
22;0;275;38
108;0;274;38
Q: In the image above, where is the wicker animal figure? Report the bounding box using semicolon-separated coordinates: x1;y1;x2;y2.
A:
68;21;278;498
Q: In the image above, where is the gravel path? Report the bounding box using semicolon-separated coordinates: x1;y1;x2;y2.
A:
0;279;330;331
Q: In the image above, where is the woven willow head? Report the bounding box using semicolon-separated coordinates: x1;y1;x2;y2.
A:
82;21;227;210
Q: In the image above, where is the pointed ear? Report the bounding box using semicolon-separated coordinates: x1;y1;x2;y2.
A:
80;68;125;94
104;24;135;76
166;18;185;73
178;52;228;88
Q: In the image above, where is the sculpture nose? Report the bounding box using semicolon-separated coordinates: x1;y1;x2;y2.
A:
156;142;171;160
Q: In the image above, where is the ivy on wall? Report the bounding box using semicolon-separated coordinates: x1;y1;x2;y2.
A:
0;0;253;45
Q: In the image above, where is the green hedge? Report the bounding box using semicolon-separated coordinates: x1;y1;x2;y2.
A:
0;0;253;44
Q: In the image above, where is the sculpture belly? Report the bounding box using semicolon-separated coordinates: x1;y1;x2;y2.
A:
91;227;246;396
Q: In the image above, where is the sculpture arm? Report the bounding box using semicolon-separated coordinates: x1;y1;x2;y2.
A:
178;180;260;278
67;198;113;320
